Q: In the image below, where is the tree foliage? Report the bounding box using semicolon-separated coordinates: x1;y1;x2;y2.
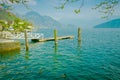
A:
12;18;32;32
0;0;119;18
0;18;32;32
93;0;119;18
0;0;28;10
0;20;9;30
55;0;84;14
0;0;32;32
56;0;119;17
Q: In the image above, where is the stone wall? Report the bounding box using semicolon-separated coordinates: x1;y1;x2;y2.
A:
0;41;20;53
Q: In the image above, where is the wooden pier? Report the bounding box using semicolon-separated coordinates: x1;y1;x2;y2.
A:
31;36;74;42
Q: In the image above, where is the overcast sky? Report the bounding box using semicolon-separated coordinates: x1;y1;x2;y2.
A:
12;0;120;28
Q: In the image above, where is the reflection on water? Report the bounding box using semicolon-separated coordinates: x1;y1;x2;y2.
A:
77;40;82;50
53;44;58;62
0;51;20;61
25;51;29;60
54;43;58;54
76;40;82;59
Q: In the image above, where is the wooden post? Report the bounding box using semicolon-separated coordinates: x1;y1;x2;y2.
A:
54;29;58;45
24;30;29;51
78;28;81;42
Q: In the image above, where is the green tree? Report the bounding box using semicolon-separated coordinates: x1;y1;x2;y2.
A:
12;18;33;32
0;0;32;32
0;20;9;31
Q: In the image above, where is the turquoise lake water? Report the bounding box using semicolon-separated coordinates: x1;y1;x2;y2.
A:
0;28;120;80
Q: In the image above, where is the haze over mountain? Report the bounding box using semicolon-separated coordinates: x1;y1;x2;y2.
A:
24;11;62;29
23;11;77;31
94;19;120;28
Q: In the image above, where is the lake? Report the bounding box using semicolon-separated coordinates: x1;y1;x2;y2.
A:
0;28;120;80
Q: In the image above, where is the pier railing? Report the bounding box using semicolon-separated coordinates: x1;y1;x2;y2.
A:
0;32;44;39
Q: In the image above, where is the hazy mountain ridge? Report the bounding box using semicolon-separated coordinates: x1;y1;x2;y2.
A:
0;9;16;21
94;19;120;28
24;11;62;29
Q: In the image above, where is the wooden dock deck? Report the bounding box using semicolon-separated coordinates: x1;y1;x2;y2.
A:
31;36;74;42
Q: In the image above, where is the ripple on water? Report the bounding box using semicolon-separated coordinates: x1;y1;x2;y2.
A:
0;29;120;80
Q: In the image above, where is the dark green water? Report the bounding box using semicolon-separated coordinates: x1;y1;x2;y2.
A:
0;28;120;80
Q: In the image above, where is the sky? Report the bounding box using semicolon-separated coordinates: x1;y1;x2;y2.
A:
12;0;120;28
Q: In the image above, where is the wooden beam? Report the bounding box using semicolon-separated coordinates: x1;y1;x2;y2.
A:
31;36;74;42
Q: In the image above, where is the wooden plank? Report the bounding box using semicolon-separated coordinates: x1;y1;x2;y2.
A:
31;36;74;42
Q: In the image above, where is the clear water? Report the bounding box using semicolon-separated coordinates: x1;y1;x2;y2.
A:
0;28;120;80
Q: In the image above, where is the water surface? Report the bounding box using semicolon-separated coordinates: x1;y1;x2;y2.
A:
0;28;120;80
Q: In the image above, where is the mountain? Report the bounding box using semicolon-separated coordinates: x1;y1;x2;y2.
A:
24;11;62;30
0;9;16;21
94;19;120;28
